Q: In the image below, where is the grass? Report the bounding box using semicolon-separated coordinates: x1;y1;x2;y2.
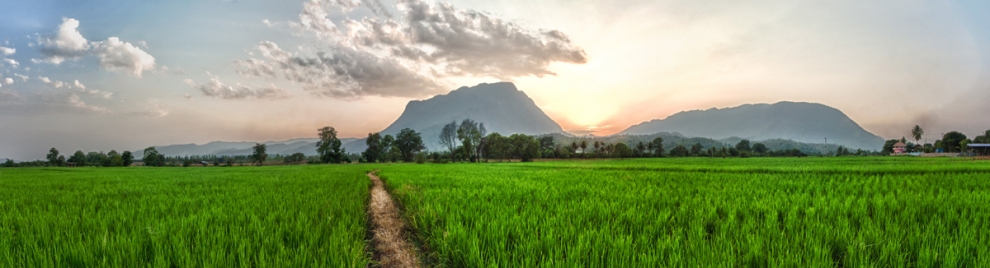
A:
4;157;990;267
378;157;990;267
0;165;372;267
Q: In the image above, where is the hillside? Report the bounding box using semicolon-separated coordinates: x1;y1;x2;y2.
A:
372;82;565;151
619;102;884;150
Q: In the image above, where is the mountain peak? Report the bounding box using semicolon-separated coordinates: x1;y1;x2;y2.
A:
380;82;563;150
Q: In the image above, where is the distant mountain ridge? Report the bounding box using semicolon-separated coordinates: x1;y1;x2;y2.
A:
619;102;884;150
133;138;355;158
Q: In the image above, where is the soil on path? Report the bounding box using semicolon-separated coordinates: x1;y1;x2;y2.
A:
367;171;421;268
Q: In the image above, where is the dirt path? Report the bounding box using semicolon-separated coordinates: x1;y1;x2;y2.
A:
367;171;421;268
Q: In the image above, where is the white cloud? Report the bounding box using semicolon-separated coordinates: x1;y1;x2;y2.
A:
91;37;156;77
240;0;586;99
38;76;52;84
65;93;110;114
14;74;28;82
138;99;169;118
0;46;14;56
3;58;18;67
38;18;90;64
183;75;290;100
73;80;85;90
4;78;13;85
35;18;156;77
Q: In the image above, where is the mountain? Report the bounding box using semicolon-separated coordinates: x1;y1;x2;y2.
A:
370;82;565;151
619;102;884;150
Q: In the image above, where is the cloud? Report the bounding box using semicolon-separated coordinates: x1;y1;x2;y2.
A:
0;46;14;56
137;99;169;118
0;89;24;103
38;18;90;64
236;41;444;98
1;90;110;115
152;65;186;76
13;74;28;82
36;18;157;77
91;37;156;77
64;93;110;114
243;0;586;99
382;0;588;78
3;78;12;85
3;58;18;67
183;75;290;100
73;80;86;90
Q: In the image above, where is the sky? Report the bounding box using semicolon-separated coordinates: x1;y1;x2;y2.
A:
2;0;989;160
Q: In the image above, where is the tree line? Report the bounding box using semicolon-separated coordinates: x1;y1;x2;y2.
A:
880;125;990;154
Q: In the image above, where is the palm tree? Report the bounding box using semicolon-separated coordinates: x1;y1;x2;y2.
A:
579;140;588;158
911;125;924;144
593;141;601;158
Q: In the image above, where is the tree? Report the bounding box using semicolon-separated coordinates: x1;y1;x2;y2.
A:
284;152;306;164
635;142;647;157
382;134;398;162
941;131;967;152
57;155;65;166
690;143;704;156
669;144;689;157
650;137;665;157
121;151;134;167
735;139;751;153
363;132;384;163
86;151;108;167
2;159;15;168
47;148;60;167
316;126;344;163
396;128;425;162
476;123;487;161
539;136;556;159
484;133;509;161
579;140;588;158
614;143;632;159
974;130;990;143
250;143;268;166
107;150;124;167
439;121;459;162
593;141;602;157
457;119;482;162
68;150;86;165
911;125;924;144
509;134;541;162
143;147;161;167
752;143;767;156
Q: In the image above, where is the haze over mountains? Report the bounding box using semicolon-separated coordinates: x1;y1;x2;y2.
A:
137;83;884;158
620;102;885;150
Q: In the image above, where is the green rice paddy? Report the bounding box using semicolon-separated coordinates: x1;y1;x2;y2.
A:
3;157;990;267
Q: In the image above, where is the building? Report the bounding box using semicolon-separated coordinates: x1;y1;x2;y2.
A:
968;144;990;156
893;141;907;154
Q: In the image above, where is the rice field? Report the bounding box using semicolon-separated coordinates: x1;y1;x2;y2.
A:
4;158;990;267
0;165;371;267
378;158;990;267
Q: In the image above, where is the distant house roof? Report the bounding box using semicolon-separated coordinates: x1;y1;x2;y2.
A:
968;143;990;148
893;142;906;147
